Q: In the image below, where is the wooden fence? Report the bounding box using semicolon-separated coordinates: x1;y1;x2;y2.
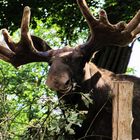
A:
111;81;134;140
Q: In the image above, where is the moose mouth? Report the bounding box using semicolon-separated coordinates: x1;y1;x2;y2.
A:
59;82;78;94
59;85;73;94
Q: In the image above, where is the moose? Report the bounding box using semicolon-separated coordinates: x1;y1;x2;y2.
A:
0;0;140;139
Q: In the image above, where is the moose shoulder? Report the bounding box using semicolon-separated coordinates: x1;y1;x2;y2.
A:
0;0;140;139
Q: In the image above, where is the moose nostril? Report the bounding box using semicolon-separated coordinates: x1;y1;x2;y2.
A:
65;79;71;86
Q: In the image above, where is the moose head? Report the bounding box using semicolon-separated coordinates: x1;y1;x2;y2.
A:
0;0;140;95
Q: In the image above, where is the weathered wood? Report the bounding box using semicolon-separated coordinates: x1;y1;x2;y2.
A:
92;45;132;74
111;81;134;140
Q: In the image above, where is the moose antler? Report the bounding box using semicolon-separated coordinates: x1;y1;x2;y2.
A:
77;0;140;54
0;2;140;67
0;6;53;67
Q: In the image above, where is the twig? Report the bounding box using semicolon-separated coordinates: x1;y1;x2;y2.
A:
84;96;110;137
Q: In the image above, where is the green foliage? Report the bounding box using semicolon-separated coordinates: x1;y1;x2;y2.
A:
0;61;87;139
32;19;63;48
126;67;136;75
104;0;140;23
0;61;48;139
0;0;139;43
31;19;89;47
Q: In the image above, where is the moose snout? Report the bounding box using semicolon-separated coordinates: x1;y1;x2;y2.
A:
45;74;72;93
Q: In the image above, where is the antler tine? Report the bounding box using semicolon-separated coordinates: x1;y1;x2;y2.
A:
0;40;15;64
132;23;140;36
20;6;39;54
125;10;140;33
0;43;15;58
2;29;16;52
20;6;53;58
99;9;110;25
20;6;55;60
77;0;97;42
21;6;31;35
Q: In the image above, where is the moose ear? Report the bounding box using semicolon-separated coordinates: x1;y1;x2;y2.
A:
31;35;52;51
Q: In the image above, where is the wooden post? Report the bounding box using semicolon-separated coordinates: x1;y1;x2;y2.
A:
111;81;134;140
